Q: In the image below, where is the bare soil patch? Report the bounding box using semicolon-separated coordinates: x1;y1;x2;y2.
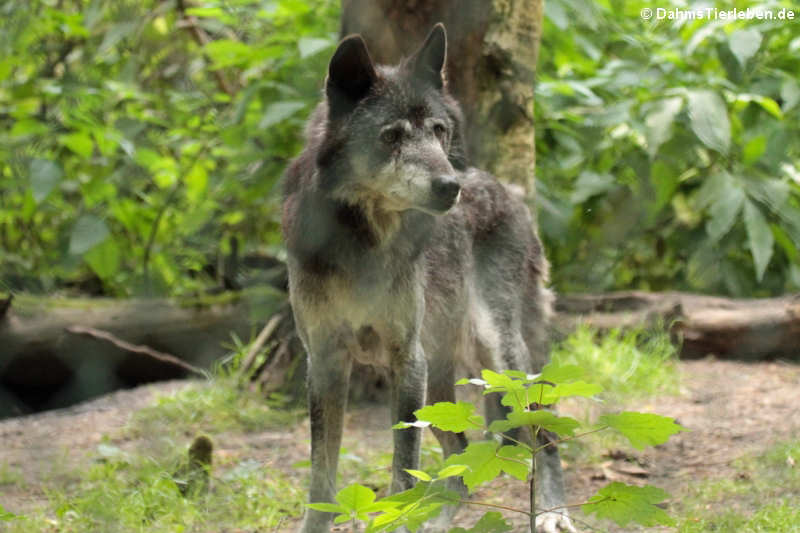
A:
1;358;798;531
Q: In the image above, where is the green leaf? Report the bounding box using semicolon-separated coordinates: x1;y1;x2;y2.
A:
84;238;120;280
437;464;468;479
29;159;63;204
372;483;454;531
570;171;615;204
204;39;254;68
706;179;744;242
298;36;333;58
0;504;16;521
259;101;307;129
186;7;235;24
582;482;674;527
335;483;376;512
644;97;683;156
743;200;774;282
481;370;529;410
781;79;800;112
448;511;513;532
687;90;730;154
742;135;767;166
306;502;344;513
414;402;485;433
185;162;209;203
97;21;137;56
495;445;530;481
650;160;678;213
728;29;762;67
69;215;110;255
734;94;783;119
443;441;504;492
530;380;603;405
405;469;432;482
599;412;687;450
59;132;94;159
489;410;580;437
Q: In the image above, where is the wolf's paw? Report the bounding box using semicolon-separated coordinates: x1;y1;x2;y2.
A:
536;511;577;533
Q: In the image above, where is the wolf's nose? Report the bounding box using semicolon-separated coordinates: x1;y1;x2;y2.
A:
431;175;461;206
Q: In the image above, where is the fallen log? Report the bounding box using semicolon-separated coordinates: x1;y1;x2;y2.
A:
0;288;285;417
2;289;798;418
554;291;800;360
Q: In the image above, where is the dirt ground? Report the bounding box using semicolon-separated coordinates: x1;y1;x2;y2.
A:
1;357;799;531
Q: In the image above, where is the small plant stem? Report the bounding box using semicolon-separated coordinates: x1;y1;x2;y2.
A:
532;426;610;454
530;425;540;533
497;432;533;452
453;498;531;516
537;498;609;514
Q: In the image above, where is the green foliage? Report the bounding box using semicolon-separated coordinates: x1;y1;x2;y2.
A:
0;504;17;521
536;0;800;296
393;402;485;433
0;0;339;296
6;444;303;532
598;411;687;450
551;325;679;401
316;362;684;531
443;441;529;492
448;512;512;533
582;482;674;526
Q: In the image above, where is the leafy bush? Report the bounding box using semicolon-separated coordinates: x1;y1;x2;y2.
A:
0;0;339;296
308;362;686;531
536;0;800;296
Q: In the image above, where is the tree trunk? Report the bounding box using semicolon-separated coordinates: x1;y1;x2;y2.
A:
341;0;543;193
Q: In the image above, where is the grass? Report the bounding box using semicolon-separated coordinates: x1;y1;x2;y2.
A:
2;364;307;533
551;324;680;402
4;448;303;532
677;439;800;533
549;325;681;463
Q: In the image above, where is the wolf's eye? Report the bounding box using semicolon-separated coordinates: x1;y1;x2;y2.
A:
380;128;401;144
433;123;447;139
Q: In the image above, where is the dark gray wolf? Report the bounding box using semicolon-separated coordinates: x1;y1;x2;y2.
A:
282;24;575;533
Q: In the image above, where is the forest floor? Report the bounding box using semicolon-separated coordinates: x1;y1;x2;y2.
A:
1;357;799;532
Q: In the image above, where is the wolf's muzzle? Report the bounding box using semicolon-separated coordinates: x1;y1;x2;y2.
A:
430;175;461;212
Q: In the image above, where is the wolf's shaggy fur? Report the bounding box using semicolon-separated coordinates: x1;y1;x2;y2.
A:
283;24;575;533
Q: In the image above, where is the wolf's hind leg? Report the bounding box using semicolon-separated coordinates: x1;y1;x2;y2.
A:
535;430;577;533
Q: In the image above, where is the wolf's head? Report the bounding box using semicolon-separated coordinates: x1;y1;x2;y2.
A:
317;24;466;216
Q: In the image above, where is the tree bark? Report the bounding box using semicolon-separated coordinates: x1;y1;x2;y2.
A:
340;0;543;193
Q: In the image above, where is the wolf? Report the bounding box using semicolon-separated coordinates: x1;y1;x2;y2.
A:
282;24;576;533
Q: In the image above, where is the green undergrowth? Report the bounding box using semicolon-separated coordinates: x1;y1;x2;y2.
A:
3;441;303;532
2;361;306;532
128;378;302;438
677;439;800;532
550;325;681;463
552;325;680;403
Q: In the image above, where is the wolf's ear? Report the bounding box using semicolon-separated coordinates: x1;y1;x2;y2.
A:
326;35;377;119
410;23;447;90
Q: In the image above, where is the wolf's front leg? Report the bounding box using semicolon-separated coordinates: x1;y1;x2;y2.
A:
535;432;577;533
299;349;352;533
389;343;428;494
